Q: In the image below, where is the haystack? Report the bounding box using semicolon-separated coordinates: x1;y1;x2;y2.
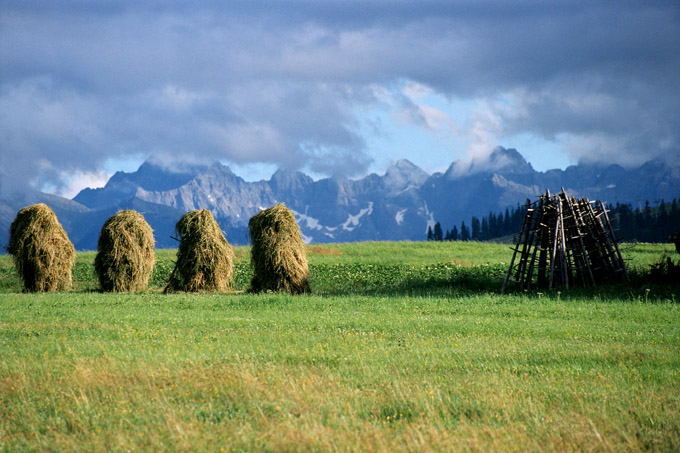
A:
249;203;311;294
165;209;234;292
8;203;75;292
95;210;155;292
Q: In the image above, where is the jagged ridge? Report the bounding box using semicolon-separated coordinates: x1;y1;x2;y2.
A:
2;147;678;250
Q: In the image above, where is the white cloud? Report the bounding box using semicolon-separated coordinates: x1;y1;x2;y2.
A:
466;101;503;161
55;169;111;199
1;1;679;196
402;81;432;100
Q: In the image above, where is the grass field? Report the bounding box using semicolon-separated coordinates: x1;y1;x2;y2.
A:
1;241;679;451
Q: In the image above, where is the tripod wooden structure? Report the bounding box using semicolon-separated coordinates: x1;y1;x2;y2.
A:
502;189;628;292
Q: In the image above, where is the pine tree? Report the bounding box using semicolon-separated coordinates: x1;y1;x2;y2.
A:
613;203;635;241
434;222;443;241
451;225;459;241
427;226;433;241
504;208;511;235
488;211;497;238
643;200;653;242
671;199;680;237
511;203;523;233
460;221;470;241
658;200;671;241
471;216;480;240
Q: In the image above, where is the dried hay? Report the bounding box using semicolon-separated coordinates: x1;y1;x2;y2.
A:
308;246;343;256
95;210;155;292
165;209;234;292
8;203;75;292
248;203;311;294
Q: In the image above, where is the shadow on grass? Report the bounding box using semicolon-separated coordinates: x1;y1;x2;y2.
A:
498;268;679;303
308;263;507;297
2;257;678;301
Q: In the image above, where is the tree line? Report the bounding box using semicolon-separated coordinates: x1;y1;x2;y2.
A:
609;199;679;243
427;198;680;243
427;203;527;242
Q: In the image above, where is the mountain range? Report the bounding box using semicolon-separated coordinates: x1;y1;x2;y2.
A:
1;147;679;250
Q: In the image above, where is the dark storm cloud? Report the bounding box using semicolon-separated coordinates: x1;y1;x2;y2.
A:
1;0;678;195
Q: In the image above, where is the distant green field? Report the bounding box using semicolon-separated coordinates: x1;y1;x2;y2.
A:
1;241;679;451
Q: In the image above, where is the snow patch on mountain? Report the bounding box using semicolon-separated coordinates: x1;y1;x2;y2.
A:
395;184;420;195
395;208;407;225
293;208;323;231
342;202;374;232
418;202;435;232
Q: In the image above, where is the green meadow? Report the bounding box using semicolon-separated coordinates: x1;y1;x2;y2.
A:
1;241;679;451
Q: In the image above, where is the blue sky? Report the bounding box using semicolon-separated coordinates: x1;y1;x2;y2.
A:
1;1;679;198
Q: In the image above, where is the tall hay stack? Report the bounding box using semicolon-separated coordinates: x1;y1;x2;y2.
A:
248;203;311;294
95;210;155;292
165;209;234;292
8;203;75;292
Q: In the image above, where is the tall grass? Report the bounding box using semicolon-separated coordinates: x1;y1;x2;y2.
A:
1;241;678;451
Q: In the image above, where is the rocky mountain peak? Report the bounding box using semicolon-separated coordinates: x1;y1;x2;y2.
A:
443;146;534;180
384;159;429;193
485;147;534;174
269;169;314;193
73;159;209;209
127;160;207;191
205;161;235;176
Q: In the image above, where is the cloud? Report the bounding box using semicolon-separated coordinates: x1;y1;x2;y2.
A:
396;83;462;138
480;79;680;166
1;1;679;197
0;77;111;195
53;169;112;199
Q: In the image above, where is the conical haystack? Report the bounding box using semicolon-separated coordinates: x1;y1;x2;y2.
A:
165;209;234;292
95;210;155;292
249;203;311;294
8;203;75;292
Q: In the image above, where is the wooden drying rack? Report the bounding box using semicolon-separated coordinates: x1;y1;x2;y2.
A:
502;189;628;292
